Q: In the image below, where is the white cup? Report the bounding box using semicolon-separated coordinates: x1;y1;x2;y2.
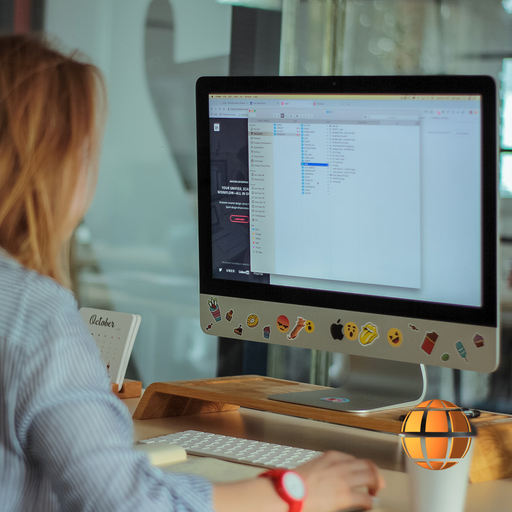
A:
406;442;473;512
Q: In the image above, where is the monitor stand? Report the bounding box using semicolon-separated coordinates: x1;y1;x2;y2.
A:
268;355;427;413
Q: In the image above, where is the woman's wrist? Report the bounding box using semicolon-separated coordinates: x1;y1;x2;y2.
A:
213;477;289;512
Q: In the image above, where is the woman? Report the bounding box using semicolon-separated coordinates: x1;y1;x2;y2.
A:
0;34;384;512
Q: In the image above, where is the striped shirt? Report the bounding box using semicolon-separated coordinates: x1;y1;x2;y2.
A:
0;253;214;512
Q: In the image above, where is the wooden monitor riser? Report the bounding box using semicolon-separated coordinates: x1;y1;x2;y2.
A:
132;375;512;483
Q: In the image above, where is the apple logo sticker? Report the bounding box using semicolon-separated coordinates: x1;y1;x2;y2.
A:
330;319;344;340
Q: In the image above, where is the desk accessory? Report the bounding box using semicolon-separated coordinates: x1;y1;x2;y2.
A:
133;442;187;466
80;307;141;395
111;378;143;399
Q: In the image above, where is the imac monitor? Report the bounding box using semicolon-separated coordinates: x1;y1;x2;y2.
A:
196;75;498;412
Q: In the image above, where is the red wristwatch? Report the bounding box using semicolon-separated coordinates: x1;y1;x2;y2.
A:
259;468;307;512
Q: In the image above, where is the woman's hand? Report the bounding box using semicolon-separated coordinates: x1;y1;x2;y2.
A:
295;450;385;512
213;450;385;512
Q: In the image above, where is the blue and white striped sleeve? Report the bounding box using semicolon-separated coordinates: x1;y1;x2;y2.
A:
14;289;215;512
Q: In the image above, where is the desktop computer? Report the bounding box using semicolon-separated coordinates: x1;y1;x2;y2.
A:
195;75;498;412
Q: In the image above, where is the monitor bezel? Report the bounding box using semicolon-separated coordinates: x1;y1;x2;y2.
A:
196;75;497;328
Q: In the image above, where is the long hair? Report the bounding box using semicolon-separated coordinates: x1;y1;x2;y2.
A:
0;34;105;287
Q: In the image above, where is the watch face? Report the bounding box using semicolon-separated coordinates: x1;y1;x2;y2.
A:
283;472;306;500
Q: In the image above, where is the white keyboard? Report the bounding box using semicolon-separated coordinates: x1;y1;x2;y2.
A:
139;430;322;469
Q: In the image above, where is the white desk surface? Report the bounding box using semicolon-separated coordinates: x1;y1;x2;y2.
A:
125;396;512;511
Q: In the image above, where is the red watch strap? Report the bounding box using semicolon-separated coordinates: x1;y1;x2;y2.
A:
259;469;305;512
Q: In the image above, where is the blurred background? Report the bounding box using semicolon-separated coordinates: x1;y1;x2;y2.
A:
3;0;512;412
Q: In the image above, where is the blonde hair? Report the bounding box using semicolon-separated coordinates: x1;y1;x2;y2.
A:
0;34;105;287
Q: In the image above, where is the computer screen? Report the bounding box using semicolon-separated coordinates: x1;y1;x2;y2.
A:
196;75;498;411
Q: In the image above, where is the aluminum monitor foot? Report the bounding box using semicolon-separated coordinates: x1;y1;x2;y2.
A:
269;356;427;413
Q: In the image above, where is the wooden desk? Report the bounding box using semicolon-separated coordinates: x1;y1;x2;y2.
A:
125;396;512;512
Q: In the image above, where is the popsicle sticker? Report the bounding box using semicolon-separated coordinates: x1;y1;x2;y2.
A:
288;317;306;340
263;325;271;339
455;341;468;363
208;297;221;322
